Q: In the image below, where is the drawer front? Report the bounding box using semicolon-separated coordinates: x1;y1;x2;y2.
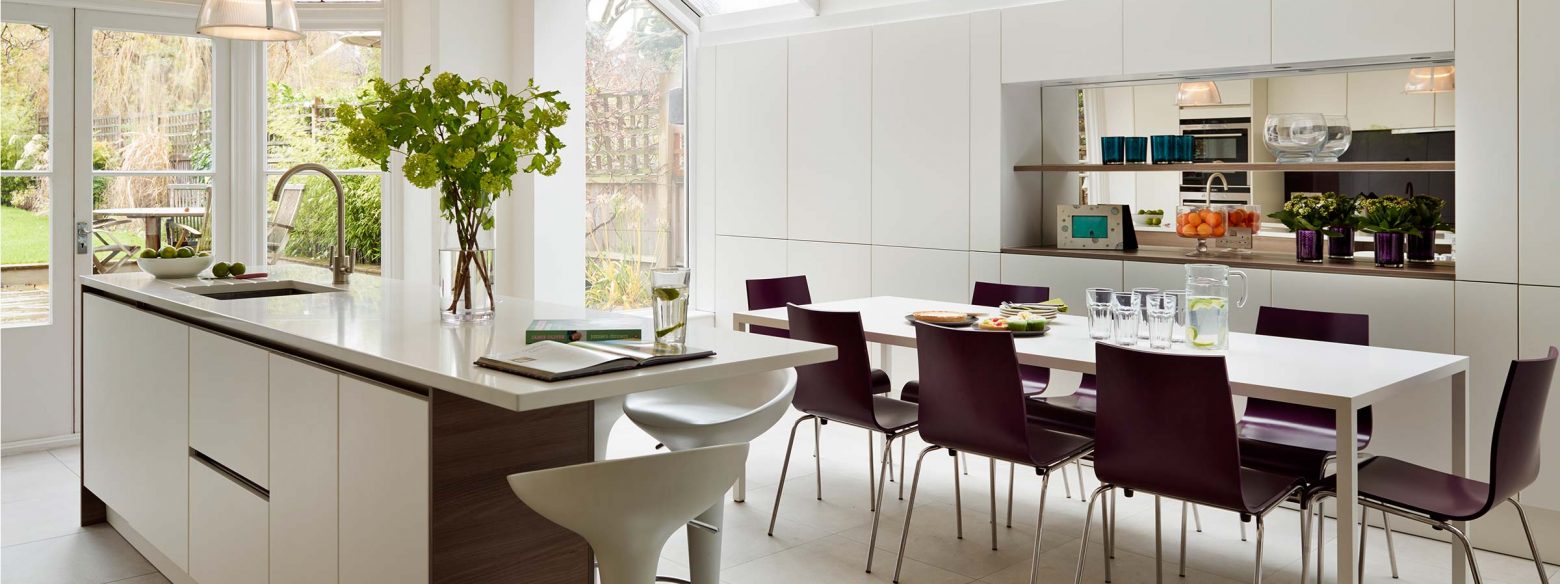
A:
190;328;270;487
189;457;268;584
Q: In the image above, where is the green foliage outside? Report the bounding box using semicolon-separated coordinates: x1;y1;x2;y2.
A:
1;205;47;264
267;81;385;264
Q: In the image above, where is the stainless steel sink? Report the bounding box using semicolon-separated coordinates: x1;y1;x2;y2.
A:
179;280;343;301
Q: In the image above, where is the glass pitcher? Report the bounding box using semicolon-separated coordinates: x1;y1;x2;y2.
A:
1184;264;1247;350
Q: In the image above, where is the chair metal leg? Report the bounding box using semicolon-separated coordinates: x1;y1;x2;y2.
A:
1074;485;1112;584
1006;462;1016;528
892;445;942;583
865;433;897;573
1077;461;1087;502
1110;488;1118;560
1358;507;1370;583
769;415;814;536
1062;464;1074;499
962;452;969;475
1254;515;1266;584
1241;519;1247;542
813;418;822;500
1027;471;1053;584
953;452;964;539
868;432;876;512
1193;503;1203;532
886;435;895;483
1441;518;1486;584
1154;496;1164;584
1315;499;1325;584
1510;498;1552;584
1383;512;1400;578
1301;502;1312;584
734;468;746;503
1179;501;1189;577
899;437;907;500
989;458;999;551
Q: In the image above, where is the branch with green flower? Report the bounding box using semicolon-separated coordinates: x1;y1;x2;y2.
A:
1357;195;1418;235
1315;192;1360;235
1267;194;1328;232
1408;194;1454;233
337;67;569;313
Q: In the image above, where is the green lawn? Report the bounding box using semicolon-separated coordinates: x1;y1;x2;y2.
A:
2;205;48;265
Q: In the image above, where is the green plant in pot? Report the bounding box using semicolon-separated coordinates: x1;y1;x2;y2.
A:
1268;195;1329;262
1406;194;1453;263
1316;192;1361;259
1357;195;1416;267
338;67;569;321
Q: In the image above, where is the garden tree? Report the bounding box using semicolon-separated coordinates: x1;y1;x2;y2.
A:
1;24;50;208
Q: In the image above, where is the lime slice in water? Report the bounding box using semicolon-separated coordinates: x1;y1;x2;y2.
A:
653;287;681;302
1186;297;1227;312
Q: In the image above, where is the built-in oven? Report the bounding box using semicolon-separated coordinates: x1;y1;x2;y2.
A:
1179;117;1252;205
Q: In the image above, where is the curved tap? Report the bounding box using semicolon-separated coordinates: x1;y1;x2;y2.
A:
272;163;353;285
1202;172;1229;206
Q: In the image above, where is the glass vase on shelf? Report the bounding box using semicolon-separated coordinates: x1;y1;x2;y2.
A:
440;224;496;323
1327;227;1356;260
1374;232;1407;268
1294;229;1324;263
1407;228;1437;263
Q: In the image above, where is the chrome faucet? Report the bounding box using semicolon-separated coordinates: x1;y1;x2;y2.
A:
1203;172;1229;204
272;163;353;285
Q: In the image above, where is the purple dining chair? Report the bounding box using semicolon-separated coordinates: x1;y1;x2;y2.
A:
768;304;919;572
1304;347;1558;584
745;275;812;338
1078;343;1308;584
893;323;1093;584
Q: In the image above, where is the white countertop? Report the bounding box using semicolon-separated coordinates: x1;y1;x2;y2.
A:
81;266;835;412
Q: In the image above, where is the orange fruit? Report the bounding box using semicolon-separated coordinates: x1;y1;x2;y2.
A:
1206;212;1223;227
1179;224;1197;237
1184;212;1203;227
1213;225;1226;237
1197;223;1213;236
1229;209;1246;225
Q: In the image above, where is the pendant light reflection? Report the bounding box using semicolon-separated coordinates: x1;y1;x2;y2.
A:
1176;81;1223;106
1403;66;1455;94
196;0;303;42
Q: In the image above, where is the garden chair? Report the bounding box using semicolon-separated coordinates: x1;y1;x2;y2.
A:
91;218;141;274
267;183;304;264
164;183;211;250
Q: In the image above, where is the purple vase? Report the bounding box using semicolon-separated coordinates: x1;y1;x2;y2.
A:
1327;227;1355;260
1295;229;1324;263
1374;232;1406;268
1407;228;1437;263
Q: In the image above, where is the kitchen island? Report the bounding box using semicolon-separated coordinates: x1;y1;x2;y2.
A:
78;266;834;584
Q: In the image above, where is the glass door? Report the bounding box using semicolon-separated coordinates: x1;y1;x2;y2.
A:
1;5;77;443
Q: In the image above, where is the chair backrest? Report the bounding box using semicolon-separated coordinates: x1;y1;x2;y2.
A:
913;323;1031;461
1093;342;1248;510
1485;346;1559;508
786;304;878;427
747;276;811;337
268;184;305;240
1245;306;1374;437
971;281;1050;308
507;443;749;583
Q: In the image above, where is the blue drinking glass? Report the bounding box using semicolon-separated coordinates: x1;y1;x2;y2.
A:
1101;136;1125;165
1176;135;1195;163
1124;137;1148;164
1151;135;1174;164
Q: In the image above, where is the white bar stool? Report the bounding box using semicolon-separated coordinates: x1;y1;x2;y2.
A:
623;368;798;584
507;443;750;584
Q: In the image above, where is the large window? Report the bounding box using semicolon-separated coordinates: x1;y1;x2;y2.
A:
585;0;688;311
1;22;53;325
265;30;384;272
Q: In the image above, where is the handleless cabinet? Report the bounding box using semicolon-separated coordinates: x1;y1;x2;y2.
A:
269;354;340;584
1272;0;1453;64
83;295;190;571
339;377;429;584
190;329;270;488
189;457;269;584
1122;0;1270;74
1001;0;1122;83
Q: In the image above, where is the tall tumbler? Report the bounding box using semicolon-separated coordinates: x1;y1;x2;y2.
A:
1086;287;1115;340
1165;289;1190;343
1124;137;1148;164
1101;137;1125;165
1147;293;1176;350
1112;292;1139;346
1132;287;1160;339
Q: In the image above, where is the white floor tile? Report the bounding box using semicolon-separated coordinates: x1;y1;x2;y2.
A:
50;446;82;477
722;534;973;584
2;491;84;546
0;525;157;584
1;455;79;503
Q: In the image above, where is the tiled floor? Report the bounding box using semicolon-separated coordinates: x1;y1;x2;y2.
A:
5;413;1557;584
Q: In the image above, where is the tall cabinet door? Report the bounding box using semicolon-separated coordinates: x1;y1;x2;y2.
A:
82;295;190;570
270;355;339;584
339;378;429;584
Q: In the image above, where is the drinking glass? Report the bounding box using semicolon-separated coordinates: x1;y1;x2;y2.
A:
1124;137;1148;164
1101;137;1125;165
1132;287;1160;339
1086;287;1115;340
1165;289;1190;342
1111;292;1139;346
1147;293;1176;350
651;267;691;346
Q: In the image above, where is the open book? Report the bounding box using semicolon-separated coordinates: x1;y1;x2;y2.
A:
475;340;715;382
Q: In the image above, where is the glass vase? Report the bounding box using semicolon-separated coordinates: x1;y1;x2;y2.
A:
1327;227;1355;259
440;225;496;323
1374;232;1406;268
1295;229;1324;263
1407;228;1437;263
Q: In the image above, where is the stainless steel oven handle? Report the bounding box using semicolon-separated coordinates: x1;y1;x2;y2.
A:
1179;123;1250;131
1185;132;1245;138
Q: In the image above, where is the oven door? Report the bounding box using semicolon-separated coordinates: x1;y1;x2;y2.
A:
1181;126;1249;163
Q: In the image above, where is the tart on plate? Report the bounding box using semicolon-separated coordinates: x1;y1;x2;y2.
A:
912;310;972;324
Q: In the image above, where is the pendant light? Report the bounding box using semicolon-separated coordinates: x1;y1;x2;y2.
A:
1175;81;1223;106
196;0;303;42
1403;66;1455;94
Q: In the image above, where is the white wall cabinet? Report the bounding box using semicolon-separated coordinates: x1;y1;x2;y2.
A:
788;240;871;303
1266;73;1348;117
339;378;429;584
1519;0;1560;286
1457;0;1518;284
788;29;871;245
1346;69;1436;131
1001;0;1122;83
714;38;788;239
1518;285;1560;510
190;329;270;488
270;355;340;584
1272;0;1453;64
1123;0;1269;74
714;235;788;320
1122;262;1271;334
871;245;969;303
872;15;970;251
83;295;190;571
189;458;268;584
1000;254;1123;311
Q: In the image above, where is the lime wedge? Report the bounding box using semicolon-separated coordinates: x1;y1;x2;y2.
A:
1186;297;1227;311
653;287;681;302
1191;336;1218;348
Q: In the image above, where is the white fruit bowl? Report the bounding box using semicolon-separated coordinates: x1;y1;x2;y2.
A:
137;255;214;279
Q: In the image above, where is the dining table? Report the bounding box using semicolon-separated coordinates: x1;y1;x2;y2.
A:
732;295;1473;584
93;206;206;250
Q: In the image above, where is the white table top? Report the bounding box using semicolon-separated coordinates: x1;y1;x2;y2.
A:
733;296;1468;410
82;266;836;412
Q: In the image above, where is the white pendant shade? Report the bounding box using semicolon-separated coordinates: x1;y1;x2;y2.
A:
1175;81;1222;106
196;0;303;42
1403;66;1455;94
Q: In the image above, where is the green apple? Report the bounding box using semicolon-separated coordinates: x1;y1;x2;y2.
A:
140;248;159;259
158;246;177;259
228;262;247;276
211;262;231;278
176;247;195;258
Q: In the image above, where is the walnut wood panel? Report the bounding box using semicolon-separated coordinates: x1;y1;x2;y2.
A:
1002;245;1456;281
1014;161;1454;172
430;389;593;584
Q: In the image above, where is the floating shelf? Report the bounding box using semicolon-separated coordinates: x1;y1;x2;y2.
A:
1013;161;1455;173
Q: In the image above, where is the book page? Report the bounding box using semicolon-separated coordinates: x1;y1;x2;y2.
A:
495;341;625;375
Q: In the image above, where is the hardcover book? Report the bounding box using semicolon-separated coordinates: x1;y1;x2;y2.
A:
476;340;714;382
525;318;645;344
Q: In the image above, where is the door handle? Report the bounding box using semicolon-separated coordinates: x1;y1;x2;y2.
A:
76;221;91;254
